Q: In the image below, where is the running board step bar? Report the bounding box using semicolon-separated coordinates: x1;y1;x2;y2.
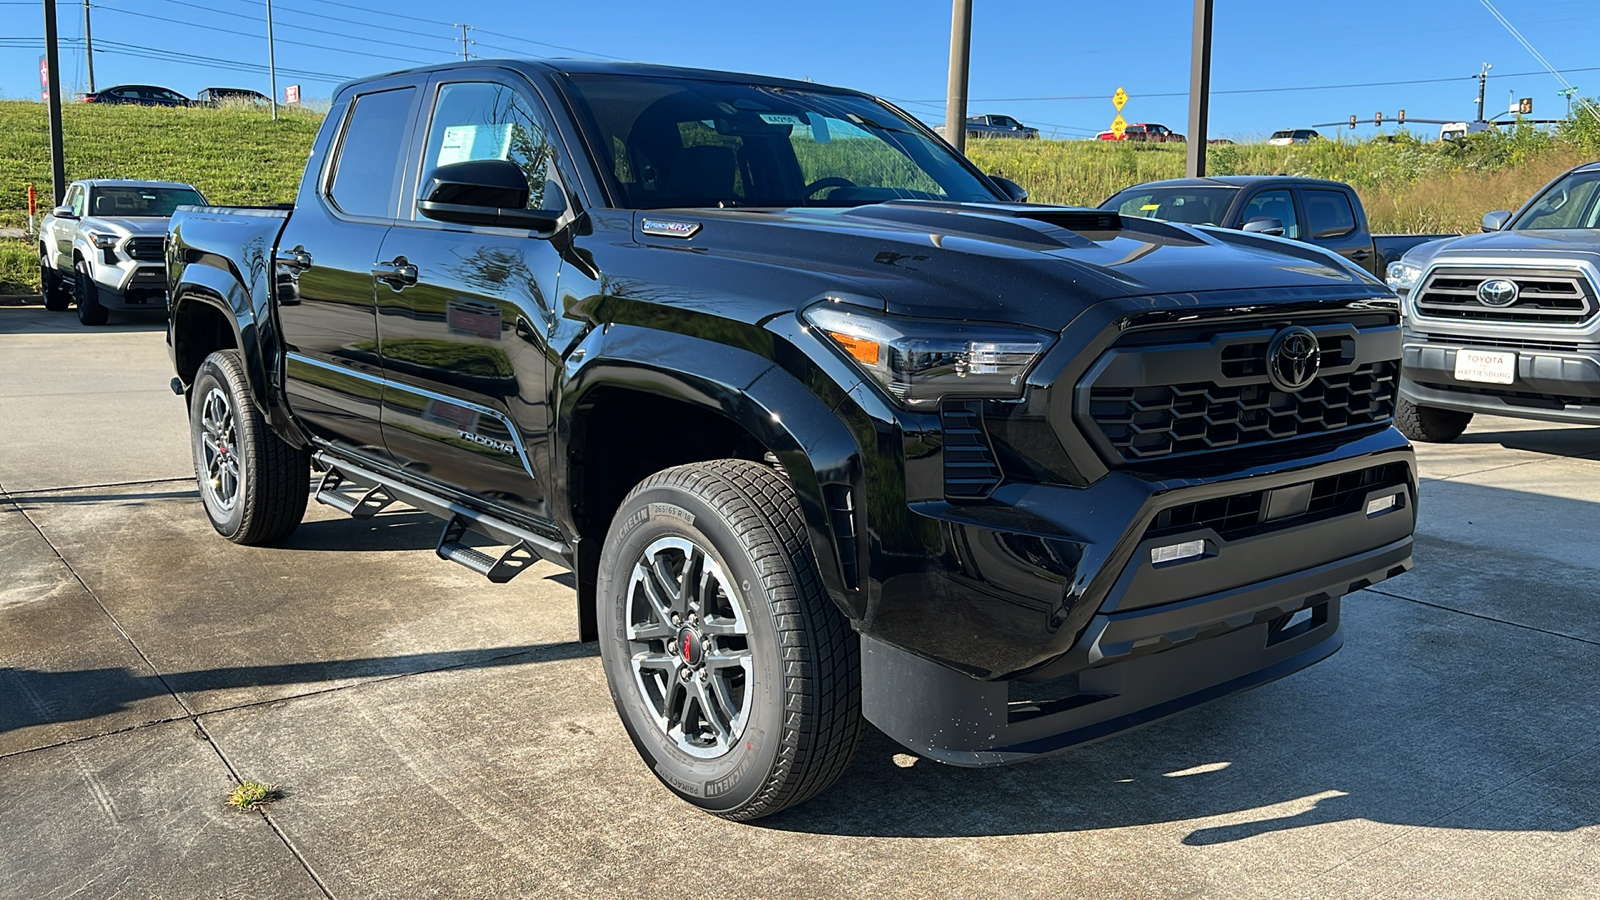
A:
310;452;569;584
437;514;538;583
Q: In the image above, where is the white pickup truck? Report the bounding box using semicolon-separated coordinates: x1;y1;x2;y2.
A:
38;179;206;325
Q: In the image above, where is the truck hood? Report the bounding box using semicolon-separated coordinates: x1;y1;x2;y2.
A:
1403;228;1600;269
79;216;171;238
641;202;1378;331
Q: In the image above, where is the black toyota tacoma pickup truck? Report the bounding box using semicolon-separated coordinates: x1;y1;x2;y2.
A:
166;60;1416;820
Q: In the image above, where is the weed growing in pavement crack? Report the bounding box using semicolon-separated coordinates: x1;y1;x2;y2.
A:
225;780;283;812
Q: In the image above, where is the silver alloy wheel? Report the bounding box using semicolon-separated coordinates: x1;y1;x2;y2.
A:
627;535;753;758
199;387;242;512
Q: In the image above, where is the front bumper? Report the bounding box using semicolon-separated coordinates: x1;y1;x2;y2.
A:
1401;330;1600;424
87;255;167;307
859;430;1415;765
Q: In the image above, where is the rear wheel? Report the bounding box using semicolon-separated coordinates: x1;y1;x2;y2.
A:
40;251;71;311
597;459;863;820
74;259;108;326
1396;397;1473;443
189;350;309;543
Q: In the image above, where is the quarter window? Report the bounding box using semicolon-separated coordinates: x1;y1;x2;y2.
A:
1303;189;1357;238
328;87;416;219
418;81;564;213
1241;189;1300;239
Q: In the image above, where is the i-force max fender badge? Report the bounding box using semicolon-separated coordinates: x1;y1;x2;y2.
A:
641;218;702;239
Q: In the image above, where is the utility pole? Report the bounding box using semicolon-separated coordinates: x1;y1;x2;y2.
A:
1185;0;1214;178
944;0;972;153
44;0;67;206
82;0;94;94
1475;62;1492;123
266;0;279;120
456;23;473;61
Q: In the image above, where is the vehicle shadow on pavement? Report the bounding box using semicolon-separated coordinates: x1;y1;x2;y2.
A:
1454;424;1600;457
1;642;598;737
0;307;169;335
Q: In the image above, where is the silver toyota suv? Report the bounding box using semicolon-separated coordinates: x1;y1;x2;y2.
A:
38;179;207;325
1387;160;1600;440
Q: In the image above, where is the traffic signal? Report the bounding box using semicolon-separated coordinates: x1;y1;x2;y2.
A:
1349;115;1357;129
1398;109;1406;124
1518;97;1533;115
1375;111;1383;126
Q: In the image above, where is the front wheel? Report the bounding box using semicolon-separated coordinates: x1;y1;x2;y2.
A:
597;459;863;820
189;350;309;543
74;259;108;326
1395;397;1473;443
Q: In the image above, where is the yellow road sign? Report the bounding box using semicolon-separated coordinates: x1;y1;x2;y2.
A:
1113;87;1128;111
1110;114;1127;137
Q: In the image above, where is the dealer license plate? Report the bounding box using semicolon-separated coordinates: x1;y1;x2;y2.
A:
1454;349;1516;385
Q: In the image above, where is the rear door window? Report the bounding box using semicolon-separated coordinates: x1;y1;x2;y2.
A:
1241;189;1300;239
328;87;417;220
1303;189;1356;238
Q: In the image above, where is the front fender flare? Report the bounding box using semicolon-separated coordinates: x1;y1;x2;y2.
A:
560;324;866;620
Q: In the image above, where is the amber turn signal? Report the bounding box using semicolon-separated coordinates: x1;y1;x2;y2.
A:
827;331;880;365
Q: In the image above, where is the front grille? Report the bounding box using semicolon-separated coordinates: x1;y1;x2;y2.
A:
126;237;165;261
1088;361;1397;461
1414;267;1596;324
1147;462;1408;542
942;401;1003;499
1419;333;1589;354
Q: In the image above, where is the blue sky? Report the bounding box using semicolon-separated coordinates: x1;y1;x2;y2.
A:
3;0;1598;139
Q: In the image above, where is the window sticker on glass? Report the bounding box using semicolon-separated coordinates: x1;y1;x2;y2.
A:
437;124;514;166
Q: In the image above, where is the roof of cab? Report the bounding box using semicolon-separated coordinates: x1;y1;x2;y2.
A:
336;58;868;99
1111;175;1352;191
75;179;199;190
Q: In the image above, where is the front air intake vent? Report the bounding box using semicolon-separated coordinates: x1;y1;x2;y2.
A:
942;401;1003;499
1020;210;1122;231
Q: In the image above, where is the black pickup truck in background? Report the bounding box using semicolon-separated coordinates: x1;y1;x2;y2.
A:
166;60;1416;819
1102;175;1454;278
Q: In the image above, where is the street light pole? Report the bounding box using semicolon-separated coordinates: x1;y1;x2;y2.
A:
83;0;94;94
44;0;67;206
1185;0;1214;178
266;0;279;121
944;0;972;154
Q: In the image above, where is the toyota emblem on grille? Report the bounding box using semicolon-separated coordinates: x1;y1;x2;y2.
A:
1266;326;1321;393
1476;278;1520;307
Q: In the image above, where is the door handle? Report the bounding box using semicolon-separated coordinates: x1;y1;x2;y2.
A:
372;259;418;289
1350;250;1372;260
275;247;313;271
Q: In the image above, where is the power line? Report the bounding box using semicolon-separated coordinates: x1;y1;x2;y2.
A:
1478;0;1599;120
144;0;456;56
92;4;433;66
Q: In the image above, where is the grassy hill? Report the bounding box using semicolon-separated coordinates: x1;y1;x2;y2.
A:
2;98;1597;293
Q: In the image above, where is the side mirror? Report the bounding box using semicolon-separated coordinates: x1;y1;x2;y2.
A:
52;205;76;219
990;176;1029;203
1241;216;1286;237
417;159;561;232
1481;209;1511;232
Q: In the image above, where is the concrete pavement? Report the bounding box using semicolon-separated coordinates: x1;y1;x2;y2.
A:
2;304;1598;899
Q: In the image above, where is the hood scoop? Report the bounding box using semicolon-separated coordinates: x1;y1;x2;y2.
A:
843;201;1121;251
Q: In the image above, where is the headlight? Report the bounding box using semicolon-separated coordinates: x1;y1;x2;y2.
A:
86;231;120;251
1386;260;1423;293
805;303;1053;408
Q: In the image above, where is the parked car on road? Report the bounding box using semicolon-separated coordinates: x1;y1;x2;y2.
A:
196;87;269;106
80;84;190;107
1101;175;1454;278
38;179;207;325
1096;122;1184;142
965;114;1039;138
166;59;1415;820
1386;160;1600;441
1268;129;1322;145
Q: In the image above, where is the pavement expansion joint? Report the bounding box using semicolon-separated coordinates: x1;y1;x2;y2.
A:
1364;587;1600;649
2;475;195;498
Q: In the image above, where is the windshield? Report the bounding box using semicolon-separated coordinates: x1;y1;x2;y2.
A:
561;74;1000;209
88;186;205;217
1509;168;1600;230
1101;185;1238;226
